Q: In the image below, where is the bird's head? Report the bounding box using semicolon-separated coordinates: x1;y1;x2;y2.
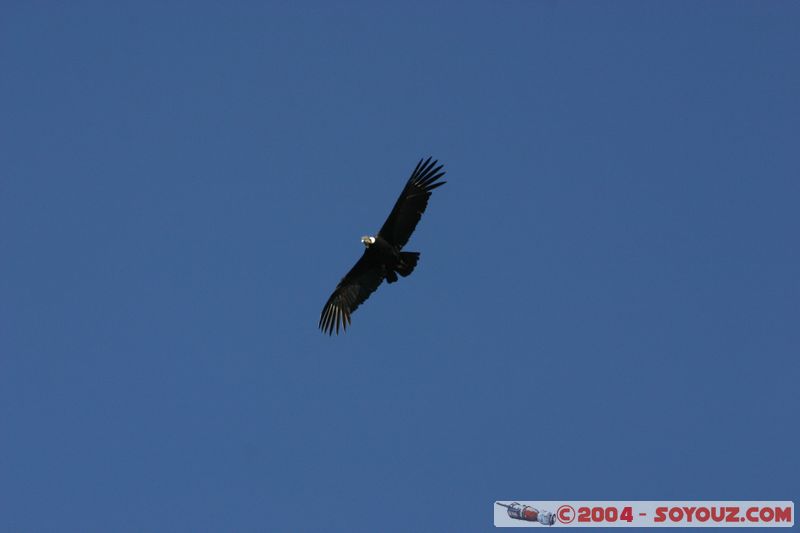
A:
361;235;376;247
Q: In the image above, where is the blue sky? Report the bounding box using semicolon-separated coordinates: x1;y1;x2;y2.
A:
1;2;798;531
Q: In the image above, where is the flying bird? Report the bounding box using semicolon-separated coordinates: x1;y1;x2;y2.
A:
319;157;447;335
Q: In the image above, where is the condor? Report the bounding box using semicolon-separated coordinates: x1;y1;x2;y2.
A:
319;157;447;335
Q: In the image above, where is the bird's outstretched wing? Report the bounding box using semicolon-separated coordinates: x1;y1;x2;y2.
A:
377;157;446;248
319;253;386;335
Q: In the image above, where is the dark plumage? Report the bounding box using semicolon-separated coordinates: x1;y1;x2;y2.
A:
319;157;446;335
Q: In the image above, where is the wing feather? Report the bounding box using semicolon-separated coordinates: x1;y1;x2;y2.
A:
377;157;446;248
319;251;386;335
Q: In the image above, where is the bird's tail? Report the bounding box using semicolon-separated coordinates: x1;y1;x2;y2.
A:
395;251;420;277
